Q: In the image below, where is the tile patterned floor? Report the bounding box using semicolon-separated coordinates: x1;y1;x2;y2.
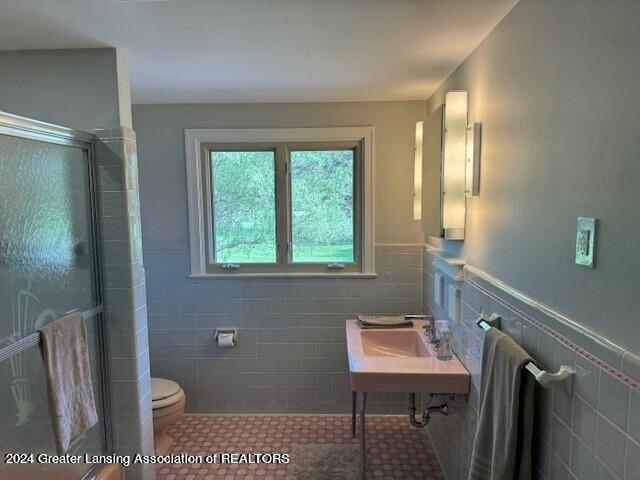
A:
156;414;444;480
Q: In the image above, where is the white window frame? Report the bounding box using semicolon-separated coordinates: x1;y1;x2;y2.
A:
185;127;376;278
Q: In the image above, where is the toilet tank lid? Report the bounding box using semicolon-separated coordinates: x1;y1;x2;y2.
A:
151;377;181;401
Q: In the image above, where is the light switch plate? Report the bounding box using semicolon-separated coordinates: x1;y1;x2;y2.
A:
575;217;597;268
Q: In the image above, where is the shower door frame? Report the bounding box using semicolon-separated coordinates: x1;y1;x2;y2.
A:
0;112;113;458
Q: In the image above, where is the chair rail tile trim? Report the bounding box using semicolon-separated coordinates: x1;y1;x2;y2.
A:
465;273;639;392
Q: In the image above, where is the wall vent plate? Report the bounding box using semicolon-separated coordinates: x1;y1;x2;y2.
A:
447;285;461;323
575;217;597;268
434;272;445;307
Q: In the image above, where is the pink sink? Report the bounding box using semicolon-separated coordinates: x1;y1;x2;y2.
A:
361;330;432;357
346;320;470;393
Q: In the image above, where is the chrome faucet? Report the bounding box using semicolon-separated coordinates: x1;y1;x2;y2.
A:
405;314;438;346
421;315;437;345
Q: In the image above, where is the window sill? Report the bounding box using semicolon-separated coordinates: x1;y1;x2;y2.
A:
188;272;378;279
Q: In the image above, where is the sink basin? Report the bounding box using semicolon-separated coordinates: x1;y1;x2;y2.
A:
346;320;470;393
361;330;431;357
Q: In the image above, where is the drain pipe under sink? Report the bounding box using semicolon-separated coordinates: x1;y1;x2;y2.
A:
408;393;448;428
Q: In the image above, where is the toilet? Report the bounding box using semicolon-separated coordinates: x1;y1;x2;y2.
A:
151;377;186;455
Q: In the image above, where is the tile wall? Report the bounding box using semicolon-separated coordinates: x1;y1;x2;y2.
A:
95;128;155;480
144;245;423;414
423;249;640;480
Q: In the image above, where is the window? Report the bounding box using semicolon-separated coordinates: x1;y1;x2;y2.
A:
203;142;361;273
290;148;358;264
186;127;374;276
208;149;277;264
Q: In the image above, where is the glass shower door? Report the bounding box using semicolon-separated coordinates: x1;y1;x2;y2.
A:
0;116;109;464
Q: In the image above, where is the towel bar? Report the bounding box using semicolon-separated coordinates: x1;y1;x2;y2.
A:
0;305;103;363
477;315;574;395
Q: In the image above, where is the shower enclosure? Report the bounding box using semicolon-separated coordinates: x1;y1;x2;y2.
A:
0;113;111;475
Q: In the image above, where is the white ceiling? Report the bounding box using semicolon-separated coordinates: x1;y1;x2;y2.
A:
0;0;518;104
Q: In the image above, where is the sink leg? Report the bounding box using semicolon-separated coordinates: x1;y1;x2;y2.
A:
360;391;368;480
352;391;357;438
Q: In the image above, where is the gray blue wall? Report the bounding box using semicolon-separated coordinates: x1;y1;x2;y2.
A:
0;48;132;130
427;0;640;355
133;101;427;413
133;101;426;247
423;1;640;479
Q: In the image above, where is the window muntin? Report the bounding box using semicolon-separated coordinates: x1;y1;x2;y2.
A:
290;149;356;264
209;150;277;264
202;142;362;273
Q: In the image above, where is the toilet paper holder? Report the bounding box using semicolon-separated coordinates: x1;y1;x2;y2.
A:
214;328;238;347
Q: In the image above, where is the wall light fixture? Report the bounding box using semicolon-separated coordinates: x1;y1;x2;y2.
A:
465;122;481;197
413;121;424;220
442;91;468;240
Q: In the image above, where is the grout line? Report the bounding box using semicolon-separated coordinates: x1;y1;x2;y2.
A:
623;433;629;480
596;364;602;425
551;450;572;477
595;450;623;480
